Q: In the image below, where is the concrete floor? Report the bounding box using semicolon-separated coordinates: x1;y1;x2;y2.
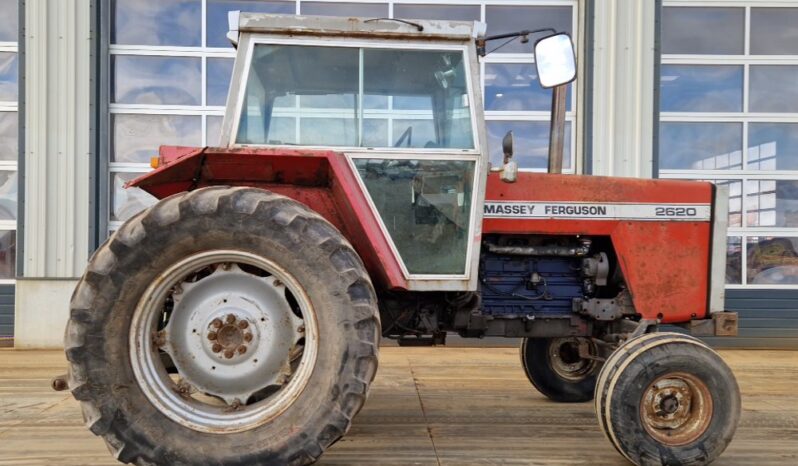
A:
1;347;797;465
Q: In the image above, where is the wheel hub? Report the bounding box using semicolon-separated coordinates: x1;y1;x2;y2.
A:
548;337;598;382
641;372;713;446
159;264;304;405
206;314;254;359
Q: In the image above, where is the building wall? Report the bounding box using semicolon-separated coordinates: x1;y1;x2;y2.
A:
0;0;20;345
13;0;91;347
658;1;798;346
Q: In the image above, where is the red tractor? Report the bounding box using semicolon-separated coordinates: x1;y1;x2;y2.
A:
61;13;740;466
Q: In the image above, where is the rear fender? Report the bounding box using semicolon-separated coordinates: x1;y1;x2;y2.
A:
128;145;407;290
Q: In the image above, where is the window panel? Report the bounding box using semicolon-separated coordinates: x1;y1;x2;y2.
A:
751;8;798;55
660;65;742;113
111;172;157;222
298;117;356;146
394;4;480;22
487;120;571;170
0;112;17;162
659;123;742;170
207;1;295;48
662;7;744;55
749;66;798;113
111;0;201;47
207;58;234;107
746;180;798;228
300;2;388;17
363;118;388;147
726;236;742;285
0;230;15;279
747;237;798;285
353;158;475;275
112;114;201;163
485;6;572;54
207;116;223;146
485;63;572;112
112;56;201;105
391;119;435;148
748;123;798;171
0;171;16;221
0;52;18;102
0;0;18;42
702;180;742;227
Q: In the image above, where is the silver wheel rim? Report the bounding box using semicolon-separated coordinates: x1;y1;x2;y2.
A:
129;250;318;434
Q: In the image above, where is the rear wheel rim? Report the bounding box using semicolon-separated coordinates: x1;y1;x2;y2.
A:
129;249;318;434
547;337;598;382
640;371;713;446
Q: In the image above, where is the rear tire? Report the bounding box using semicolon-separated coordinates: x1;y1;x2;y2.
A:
520;337;600;402
65;187;380;465
595;332;740;465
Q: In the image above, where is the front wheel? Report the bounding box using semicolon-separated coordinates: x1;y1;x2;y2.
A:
65;187;380;465
520;337;601;402
595;332;740;465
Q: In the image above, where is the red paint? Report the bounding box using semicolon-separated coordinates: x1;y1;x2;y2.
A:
131;147;718;322
129;146;407;289
484;172;714;322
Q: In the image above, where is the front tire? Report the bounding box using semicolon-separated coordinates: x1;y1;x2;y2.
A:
595;332;740;465
520;337;600;402
65;187;380;465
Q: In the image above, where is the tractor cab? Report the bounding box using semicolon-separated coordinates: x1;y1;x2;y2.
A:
215;12;575;289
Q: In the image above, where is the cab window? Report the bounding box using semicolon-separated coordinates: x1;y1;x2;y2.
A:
236;44;474;150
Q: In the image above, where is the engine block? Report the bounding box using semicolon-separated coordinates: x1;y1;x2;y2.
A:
478;250;586;318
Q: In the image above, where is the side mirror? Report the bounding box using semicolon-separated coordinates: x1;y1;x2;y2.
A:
500;131;517;183
502;131;514;163
534;33;576;89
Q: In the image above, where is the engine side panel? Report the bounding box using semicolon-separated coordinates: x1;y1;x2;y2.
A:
483;172;714;324
479;250;584;318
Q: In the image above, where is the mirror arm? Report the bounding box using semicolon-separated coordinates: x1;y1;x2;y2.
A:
547;84;568;174
477;28;558;56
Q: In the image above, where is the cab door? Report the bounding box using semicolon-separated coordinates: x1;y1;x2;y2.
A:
346;44;487;291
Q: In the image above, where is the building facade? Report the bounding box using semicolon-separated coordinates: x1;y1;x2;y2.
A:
3;0;797;348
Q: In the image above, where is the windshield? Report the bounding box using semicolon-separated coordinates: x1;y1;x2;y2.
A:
235;44;474;150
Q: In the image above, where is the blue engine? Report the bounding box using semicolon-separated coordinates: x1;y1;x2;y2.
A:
478;250;587;318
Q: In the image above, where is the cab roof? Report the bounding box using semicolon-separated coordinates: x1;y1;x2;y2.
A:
234;12;486;42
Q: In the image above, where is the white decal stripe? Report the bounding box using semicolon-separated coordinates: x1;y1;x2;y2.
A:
483;201;711;221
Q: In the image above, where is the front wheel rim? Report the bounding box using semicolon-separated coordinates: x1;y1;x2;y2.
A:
640;371;713;446
129;250;319;434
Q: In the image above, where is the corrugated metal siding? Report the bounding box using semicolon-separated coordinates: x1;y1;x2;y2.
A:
0;285;15;339
589;0;657;178
23;0;91;279
705;290;798;349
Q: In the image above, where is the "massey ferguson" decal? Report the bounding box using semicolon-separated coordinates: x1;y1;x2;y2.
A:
483;201;711;221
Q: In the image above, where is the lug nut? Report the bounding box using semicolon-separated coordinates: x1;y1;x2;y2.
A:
207;332;217;341
237;345;247;355
211;318;223;329
244;332;253;342
212;343;223;353
238;320;249;329
224;349;235;359
226;314;236;324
